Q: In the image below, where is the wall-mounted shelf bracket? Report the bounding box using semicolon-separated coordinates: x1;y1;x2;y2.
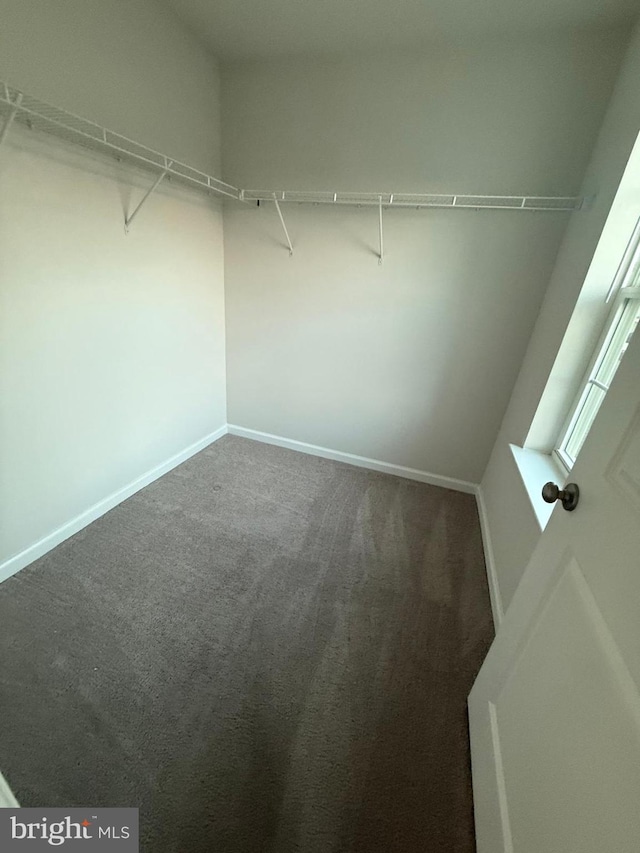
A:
0;91;23;150
273;192;293;256
378;195;384;265
124;159;173;234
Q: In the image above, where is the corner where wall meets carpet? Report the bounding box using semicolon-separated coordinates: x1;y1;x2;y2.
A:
0;422;482;586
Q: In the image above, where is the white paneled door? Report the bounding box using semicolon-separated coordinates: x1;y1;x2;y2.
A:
469;327;640;852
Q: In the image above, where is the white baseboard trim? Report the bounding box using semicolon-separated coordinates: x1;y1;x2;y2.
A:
2;423;499;636
0;425;228;586
475;486;504;628
227;424;477;494
0;770;19;808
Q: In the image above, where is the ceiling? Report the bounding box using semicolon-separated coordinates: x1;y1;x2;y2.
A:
163;0;638;62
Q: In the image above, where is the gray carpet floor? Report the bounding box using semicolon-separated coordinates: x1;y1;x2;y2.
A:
0;434;494;852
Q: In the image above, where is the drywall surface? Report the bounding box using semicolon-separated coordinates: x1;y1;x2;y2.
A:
221;31;623;193
0;129;226;567
0;0;226;568
222;29;625;483
224;204;568;483
0;0;221;174
481;18;640;615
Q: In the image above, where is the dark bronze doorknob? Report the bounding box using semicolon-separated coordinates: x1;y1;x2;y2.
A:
542;482;579;512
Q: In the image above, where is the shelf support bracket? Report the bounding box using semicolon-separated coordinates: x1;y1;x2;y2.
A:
0;92;23;150
273;193;293;256
378;195;384;265
125;160;173;233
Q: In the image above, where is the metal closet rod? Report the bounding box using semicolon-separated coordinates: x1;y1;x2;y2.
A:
0;80;584;228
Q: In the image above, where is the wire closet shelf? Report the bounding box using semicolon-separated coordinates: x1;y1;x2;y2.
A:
243;190;583;212
0;81;240;200
0;80;584;213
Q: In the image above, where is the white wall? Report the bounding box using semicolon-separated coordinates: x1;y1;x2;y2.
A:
0;0;226;571
480;19;640;615
0;0;221;174
224;205;570;483
221;29;626;483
